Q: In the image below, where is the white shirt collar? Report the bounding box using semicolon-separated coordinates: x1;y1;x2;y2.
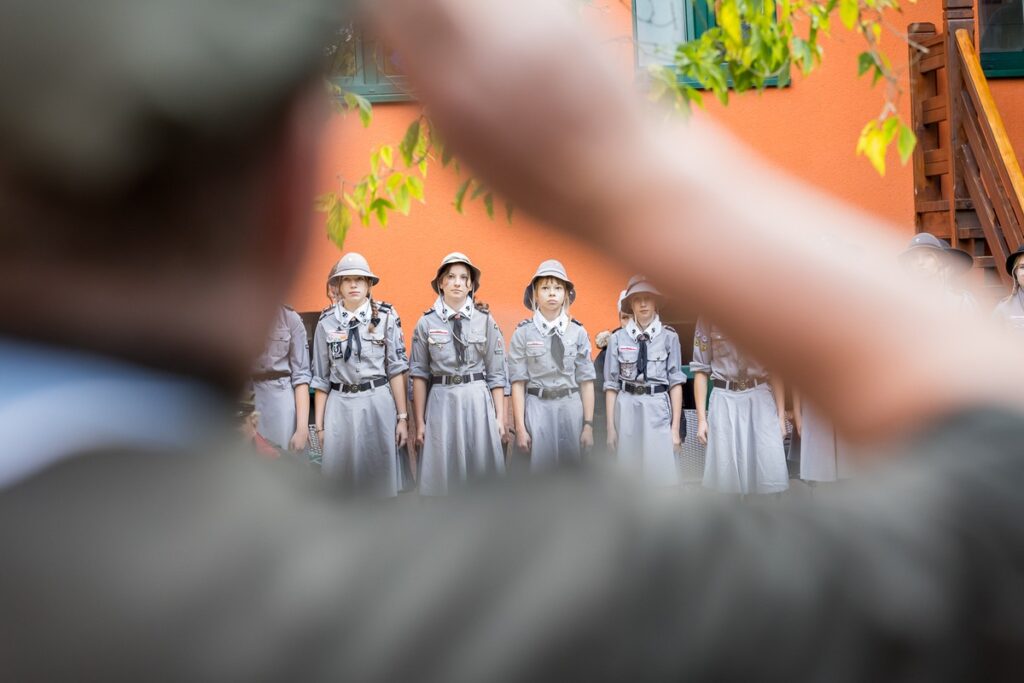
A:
334;300;372;326
533;310;569;336
434;296;474;322
626;315;662;341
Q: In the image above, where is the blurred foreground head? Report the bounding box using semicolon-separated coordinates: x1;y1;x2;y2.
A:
0;0;345;389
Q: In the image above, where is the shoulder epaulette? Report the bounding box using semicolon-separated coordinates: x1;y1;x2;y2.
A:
664;325;677;333
516;319;531;328
424;308;435;316
376;301;393;311
474;301;491;314
571;318;583;327
318;306;332;320
283;304;295;312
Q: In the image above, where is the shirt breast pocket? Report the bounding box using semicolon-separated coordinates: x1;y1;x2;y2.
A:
361;328;386;358
646;350;668;380
267;329;290;362
617;346;639;380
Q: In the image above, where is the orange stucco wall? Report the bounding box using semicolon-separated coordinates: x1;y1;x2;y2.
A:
289;0;950;343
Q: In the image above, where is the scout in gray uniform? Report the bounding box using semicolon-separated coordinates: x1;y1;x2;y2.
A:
692;319;789;495
994;245;1024;334
410;253;507;496
604;276;685;486
509;260;596;472
251;305;311;451
900;232;977;312
791;391;853;485
312;253;410;497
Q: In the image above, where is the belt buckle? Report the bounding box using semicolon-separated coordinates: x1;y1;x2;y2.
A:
452;375;463;385
735;379;750;391
344;383;359;393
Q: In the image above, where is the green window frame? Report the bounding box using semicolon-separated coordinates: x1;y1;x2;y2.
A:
631;0;785;88
979;0;1024;78
326;23;411;103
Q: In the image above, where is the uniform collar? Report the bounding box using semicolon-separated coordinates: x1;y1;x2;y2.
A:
626;315;662;341
533;310;569;336
434;296;474;322
334;299;371;327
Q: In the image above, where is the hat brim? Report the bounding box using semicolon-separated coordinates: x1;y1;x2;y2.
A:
945;248;973;275
620;287;663;313
330;270;380;286
1006;248;1024;276
432;261;482;295
522;276;576;310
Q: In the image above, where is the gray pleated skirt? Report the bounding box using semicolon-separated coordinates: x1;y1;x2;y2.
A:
524;393;583;473
702;383;789;494
322;385;400;497
419;381;505;496
254;377;295;450
614;391;679;486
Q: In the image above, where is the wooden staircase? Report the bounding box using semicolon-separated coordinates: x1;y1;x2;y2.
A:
909;0;1024;292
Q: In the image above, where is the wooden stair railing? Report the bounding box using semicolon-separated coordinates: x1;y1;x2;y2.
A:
909;1;1024;290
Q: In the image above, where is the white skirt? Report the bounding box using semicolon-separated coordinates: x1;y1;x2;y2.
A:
702;383;788;494
419;382;505;496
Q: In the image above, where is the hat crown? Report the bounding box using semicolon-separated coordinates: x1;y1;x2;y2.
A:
440;252;475;269
532;259;570;281
339;252;371;272
907;233;946;250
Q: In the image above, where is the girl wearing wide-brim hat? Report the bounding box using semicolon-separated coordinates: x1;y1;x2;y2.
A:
994;245;1024;334
311;253;410;497
508;260;596;472
603;275;685;486
900;232;978;312
692;318;789;495
409;252;507;495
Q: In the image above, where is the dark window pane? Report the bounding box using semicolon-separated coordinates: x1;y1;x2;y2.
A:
981;0;1024;54
326;23;359;79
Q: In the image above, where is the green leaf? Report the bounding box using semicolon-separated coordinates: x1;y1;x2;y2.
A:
407;175;425;202
454;178;472;213
369;197;394;227
343;92;373;127
386;172;405;195
315;192;337;213
326;203;352;248
881;116;900;144
505;201;515;224
483;192;495;219
441;145;454;168
719;0;743;45
471;182;489;201
399;120;421;167
380;145;393;170
395;185;412;215
839;0;859;30
897;123;917;163
857;51;875;77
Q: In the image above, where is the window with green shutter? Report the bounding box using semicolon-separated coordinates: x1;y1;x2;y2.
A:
326;23;411;104
980;0;1024;78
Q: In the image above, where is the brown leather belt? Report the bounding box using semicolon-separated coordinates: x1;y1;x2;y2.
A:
330;377;388;393
431;372;485;386
252;370;290;382
712;378;767;391
527;387;579;400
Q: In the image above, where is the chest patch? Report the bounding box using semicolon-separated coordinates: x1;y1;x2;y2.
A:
327;331;349;343
526;340;546;348
428;329;450;336
620;345;638;352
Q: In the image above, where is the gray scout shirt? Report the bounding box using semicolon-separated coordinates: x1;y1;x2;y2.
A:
603;316;685;391
253;306;311;386
994;290;1024;334
409;297;506;391
311;300;408;391
508;311;596;390
691;316;770;382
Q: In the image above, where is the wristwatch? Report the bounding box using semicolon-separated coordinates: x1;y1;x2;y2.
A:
583;420;593;427
396;412;409;420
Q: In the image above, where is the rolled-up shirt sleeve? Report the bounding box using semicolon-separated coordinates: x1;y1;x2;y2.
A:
384;310;410;379
311;323;331;393
690;316;712;375
575;326;596;385
484;314;507;391
604;332;621;392
666;330;686;388
287;312;311;387
409;317;431;380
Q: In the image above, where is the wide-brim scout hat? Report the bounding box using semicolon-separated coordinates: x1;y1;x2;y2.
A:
1005;245;1024;276
329;252;379;286
620;275;663;313
900;232;973;273
431;252;481;294
2;0;348;195
522;259;576;310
